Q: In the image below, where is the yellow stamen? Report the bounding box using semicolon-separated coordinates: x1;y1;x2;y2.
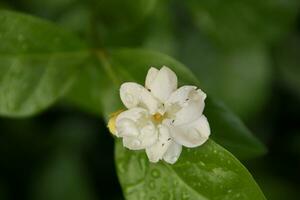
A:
107;109;124;135
152;113;163;123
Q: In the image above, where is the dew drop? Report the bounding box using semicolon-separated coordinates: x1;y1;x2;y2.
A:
151;169;160;178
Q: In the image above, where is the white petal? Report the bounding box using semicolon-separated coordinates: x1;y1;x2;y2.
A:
116;107;148;123
120;82;160;114
145;67;159;89
170;115;210;148
166;86;206;126
115;118;139;137
123;137;144;150
146;125;172;163
148;66;177;102
166;86;197;103
116;108;158;149
163;142;182;164
115;107;147;137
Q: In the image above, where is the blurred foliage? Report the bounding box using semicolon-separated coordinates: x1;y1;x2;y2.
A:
0;0;300;199
185;0;300;48
177;31;272;119
0;110;123;199
31;154;96;200
275;34;300;98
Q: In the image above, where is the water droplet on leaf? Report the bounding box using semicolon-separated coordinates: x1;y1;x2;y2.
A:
151;169;160;178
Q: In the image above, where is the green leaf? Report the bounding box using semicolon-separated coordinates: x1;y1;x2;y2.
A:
205;98;266;159
115;139;266;200
66;53;121;117
65;57;103;115
0;10;88;117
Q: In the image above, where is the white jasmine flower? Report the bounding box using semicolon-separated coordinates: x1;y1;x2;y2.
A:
109;66;210;164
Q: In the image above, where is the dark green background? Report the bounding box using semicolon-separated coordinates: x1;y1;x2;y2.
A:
0;0;300;199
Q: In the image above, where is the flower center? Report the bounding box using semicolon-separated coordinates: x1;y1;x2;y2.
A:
152;112;164;123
